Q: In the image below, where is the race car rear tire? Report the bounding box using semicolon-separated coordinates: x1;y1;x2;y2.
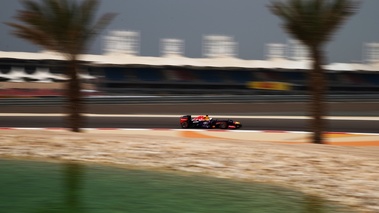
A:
181;121;189;128
219;122;228;129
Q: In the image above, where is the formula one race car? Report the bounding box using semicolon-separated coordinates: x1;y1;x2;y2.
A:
180;115;242;129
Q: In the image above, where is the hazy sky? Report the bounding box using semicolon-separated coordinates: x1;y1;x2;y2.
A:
1;0;378;63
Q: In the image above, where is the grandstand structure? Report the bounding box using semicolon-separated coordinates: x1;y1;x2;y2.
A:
1;30;379;96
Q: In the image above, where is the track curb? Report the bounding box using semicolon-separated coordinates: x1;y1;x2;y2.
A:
1;127;378;135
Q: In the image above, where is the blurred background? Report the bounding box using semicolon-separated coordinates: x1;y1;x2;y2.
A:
0;0;378;98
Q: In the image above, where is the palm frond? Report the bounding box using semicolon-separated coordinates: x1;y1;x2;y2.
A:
6;0;116;57
269;0;358;46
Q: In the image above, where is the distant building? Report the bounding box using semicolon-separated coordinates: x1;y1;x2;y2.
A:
0;32;378;96
364;43;379;64
160;39;185;57
104;30;140;55
202;35;238;58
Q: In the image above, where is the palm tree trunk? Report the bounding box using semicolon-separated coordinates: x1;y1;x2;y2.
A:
64;163;83;211
309;45;327;144
66;59;83;132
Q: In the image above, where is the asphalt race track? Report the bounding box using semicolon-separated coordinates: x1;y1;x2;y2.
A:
1;102;379;133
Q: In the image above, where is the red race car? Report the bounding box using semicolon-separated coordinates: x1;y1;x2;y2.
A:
180;115;242;129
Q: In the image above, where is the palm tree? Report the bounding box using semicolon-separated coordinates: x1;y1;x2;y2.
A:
269;0;358;144
6;0;116;132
